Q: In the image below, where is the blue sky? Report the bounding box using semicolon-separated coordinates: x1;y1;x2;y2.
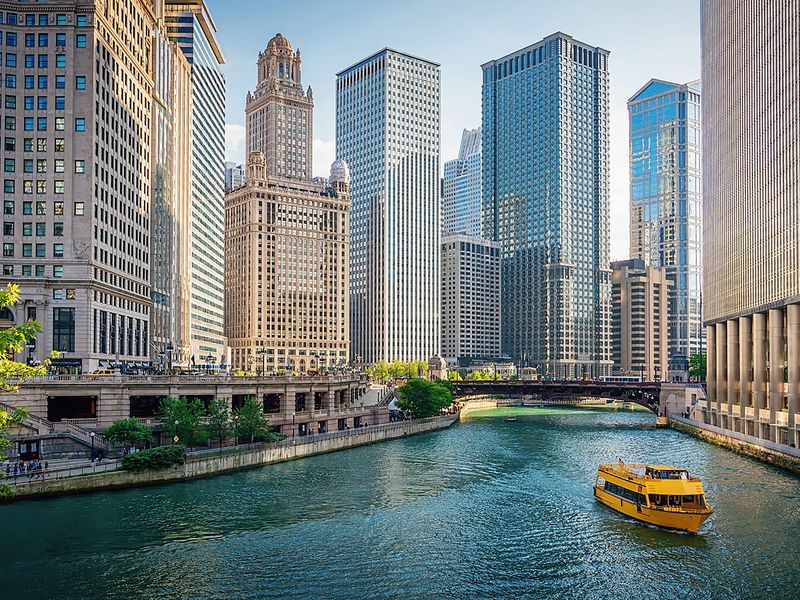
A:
209;0;700;260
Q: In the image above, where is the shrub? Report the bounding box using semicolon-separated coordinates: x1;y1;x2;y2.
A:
0;483;15;499
122;444;187;471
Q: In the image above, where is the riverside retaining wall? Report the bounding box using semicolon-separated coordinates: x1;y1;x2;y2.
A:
4;416;458;500
670;416;800;474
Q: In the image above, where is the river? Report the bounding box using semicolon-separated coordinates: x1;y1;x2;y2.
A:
2;407;799;599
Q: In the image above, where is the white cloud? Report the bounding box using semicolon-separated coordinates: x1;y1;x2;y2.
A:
313;138;336;179
225;123;246;164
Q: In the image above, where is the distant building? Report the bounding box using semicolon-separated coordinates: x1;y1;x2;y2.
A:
628;79;703;361
702;0;800;448
610;259;671;381
225;35;350;374
441;235;501;366
442;128;481;237
224;162;245;192
336;49;441;363
482;32;612;379
165;0;227;369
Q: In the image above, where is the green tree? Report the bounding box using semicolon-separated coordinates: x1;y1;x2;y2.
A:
0;284;50;390
367;359;390;381
467;369;492;381
157;396;205;448
689;353;707;381
104;418;153;450
0;408;28;463
397;379;454;418
233;397;270;444
206;398;231;449
448;370;463;381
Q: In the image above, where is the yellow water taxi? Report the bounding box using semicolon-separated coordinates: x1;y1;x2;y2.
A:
594;462;713;533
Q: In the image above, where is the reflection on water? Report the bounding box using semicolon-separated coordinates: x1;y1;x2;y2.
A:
2;408;799;599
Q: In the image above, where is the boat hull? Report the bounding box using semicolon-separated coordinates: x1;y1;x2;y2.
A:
594;487;711;533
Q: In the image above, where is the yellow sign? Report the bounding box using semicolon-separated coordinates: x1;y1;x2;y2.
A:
173;435;179;444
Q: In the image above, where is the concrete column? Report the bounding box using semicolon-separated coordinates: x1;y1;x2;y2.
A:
753;312;767;417
738;316;752;424
706;324;716;424
726;319;739;420
768;308;784;442
787;303;800;437
715;322;727;423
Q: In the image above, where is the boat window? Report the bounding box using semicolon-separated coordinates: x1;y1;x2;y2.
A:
604;481;646;505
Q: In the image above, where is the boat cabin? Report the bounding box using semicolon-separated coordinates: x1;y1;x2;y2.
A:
645;467;689;480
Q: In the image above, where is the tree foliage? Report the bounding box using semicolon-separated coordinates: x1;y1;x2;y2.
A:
367;360;429;381
104;418;153;448
0;407;27;463
157;396;205;447
396;379;454;418
448;370;463;381
122;444;186;471
0;284;50;391
233;397;271;444
206;398;231;446
467;369;492;381
689;353;707;380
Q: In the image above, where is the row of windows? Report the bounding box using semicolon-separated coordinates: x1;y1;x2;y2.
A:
1;262;63;278
0;13;88;27
4;115;86;131
3;95;68;109
3;158;84;173
2;242;64;256
3;200;83;215
0;32;86;48
2;74;85;89
3;221;63;236
1;53;69;68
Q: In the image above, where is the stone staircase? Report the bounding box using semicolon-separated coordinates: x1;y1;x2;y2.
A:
1;401;108;452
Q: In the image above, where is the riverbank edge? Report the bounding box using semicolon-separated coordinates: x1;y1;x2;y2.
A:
1;415;458;502
670;417;800;474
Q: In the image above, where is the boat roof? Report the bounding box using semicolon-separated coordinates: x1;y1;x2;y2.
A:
600;463;685;471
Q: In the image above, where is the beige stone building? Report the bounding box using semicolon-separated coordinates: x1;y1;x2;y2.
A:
702;0;800;448
225;34;350;374
0;0;173;373
610;259;671;381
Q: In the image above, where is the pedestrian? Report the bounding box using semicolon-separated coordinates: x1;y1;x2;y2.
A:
4;463;9;478
13;462;18;480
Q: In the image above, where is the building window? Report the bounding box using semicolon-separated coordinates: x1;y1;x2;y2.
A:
53;265;63;278
35;243;45;258
74;160;84;173
55;33;66;46
2;243;13;257
74;118;85;132
53;307;75;352
56;54;66;68
76;34;87;48
53;243;63;257
3;201;13;215
74;202;84;216
54;200;63;215
75;76;86;90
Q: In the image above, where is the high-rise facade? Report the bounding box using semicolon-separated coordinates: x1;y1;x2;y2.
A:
224;161;245;193
702;0;800;448
441;235;501;366
336;49;441;364
482;32;612;379
628;79;703;362
0;1;165;373
226;34;349;374
610;259;671;381
165;1;226;369
442;128;481;237
245;33;312;182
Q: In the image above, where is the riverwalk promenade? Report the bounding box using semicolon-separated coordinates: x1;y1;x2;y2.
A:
2;415;458;501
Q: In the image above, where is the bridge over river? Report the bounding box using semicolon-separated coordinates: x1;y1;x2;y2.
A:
453;380;666;413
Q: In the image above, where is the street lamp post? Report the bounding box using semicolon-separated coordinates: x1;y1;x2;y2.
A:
90;431;96;463
174;420;179;444
292;411;296;441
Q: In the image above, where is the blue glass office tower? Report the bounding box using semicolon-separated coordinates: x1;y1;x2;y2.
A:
628;80;703;362
165;1;227;368
482;32;612;379
443;128;481;237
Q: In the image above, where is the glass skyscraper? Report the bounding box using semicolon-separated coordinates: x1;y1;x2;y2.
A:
336;49;441;364
442;128;481;237
482;32;612;379
165;1;227;368
628;79;703;362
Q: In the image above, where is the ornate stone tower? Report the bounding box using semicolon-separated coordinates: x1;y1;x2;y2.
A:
245;33;313;181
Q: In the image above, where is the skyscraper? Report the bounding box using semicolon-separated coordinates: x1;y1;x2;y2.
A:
0;1;164;373
224;162;245;193
702;0;800;448
226;34;350;374
482;32;612;379
441;235;501;366
336;49;441;364
610;259;671;381
245;33;312;182
628;79;703;362
165;1;227;369
442;128;481;237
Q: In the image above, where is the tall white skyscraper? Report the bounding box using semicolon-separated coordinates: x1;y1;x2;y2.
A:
336;49;441;363
442;128;481;237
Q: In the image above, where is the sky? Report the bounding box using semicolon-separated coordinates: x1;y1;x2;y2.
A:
209;0;700;261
